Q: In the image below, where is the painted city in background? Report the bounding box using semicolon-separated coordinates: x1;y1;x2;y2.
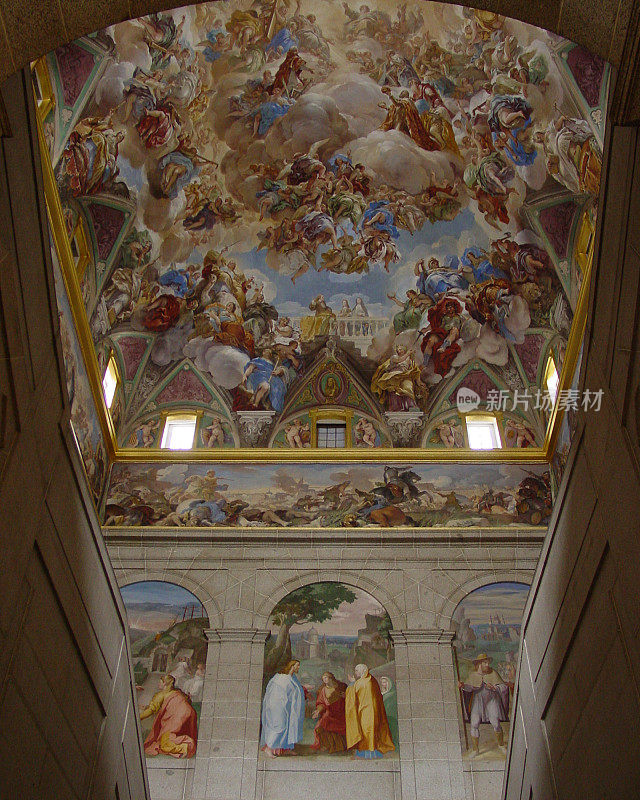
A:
122;581;208;760
260;582;398;759
452;581;530;761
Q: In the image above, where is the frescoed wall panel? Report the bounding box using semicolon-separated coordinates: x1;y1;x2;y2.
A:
452;581;530;761
121;581;208;761
104;461;552;529
52;241;108;506
260;582;398;760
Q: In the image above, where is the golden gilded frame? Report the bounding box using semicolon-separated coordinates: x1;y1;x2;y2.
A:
34;59;591;467
32;56;55;120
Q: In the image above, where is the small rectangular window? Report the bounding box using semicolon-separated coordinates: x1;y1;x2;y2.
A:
33;71;43;104
466;416;501;450
102;356;119;410
317;422;346;448
161;414;197;450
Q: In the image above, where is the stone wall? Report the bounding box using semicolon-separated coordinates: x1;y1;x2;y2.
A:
0;70;148;800
106;529;543;800
503;124;640;799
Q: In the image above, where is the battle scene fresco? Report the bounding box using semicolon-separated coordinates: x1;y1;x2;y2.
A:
452;581;530;761
121;581;209;760
260;582;398;759
38;0;608;451
104;461;552;527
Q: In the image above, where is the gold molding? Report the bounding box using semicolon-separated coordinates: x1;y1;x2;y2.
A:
35;92;117;461
112;445;549;463
32;57;55;120
102;523;549;536
71;215;91;279
542;206;595;458
35;57;590;468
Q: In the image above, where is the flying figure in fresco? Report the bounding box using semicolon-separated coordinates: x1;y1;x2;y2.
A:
49;0;607;458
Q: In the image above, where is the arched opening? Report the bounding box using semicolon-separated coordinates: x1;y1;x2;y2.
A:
450;581;530;762
120;580;209;760
260;581;399;760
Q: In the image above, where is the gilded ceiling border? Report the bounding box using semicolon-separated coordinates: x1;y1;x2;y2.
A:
35;85;589;467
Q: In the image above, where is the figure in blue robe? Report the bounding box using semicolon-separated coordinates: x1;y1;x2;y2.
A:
327;153;352;174
159;267;191;296
244;356;288;412
417;259;468;300
488;95;537;167
266;28;299;55
158;151;198;199
460;247;509;283
260;668;306;752
253;97;294;136
362;200;400;239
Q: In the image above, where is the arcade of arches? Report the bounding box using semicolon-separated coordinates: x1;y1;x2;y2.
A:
1;2;640;800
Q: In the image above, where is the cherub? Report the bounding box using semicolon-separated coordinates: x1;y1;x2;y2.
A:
284;419;311;448
201;418;227;448
355;418;378;447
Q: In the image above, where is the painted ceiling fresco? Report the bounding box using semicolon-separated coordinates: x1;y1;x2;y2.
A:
40;0;608;452
52;243;108;506
105;461;551;528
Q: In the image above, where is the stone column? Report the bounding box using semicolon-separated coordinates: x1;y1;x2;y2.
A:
390;630;465;800
192;628;269;800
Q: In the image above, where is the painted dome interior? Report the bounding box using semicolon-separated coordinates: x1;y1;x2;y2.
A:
38;0;608;455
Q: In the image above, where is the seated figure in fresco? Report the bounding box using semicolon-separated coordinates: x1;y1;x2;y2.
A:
345;663;395;758
458;653;509;756
241;348;295;412
261;660;308;757
415;257;468;302
59;116;125;197
311;671;348;753
537;114;602;196
140;674;198;758
354;417;379;447
300;294;336;340
371;343;426;411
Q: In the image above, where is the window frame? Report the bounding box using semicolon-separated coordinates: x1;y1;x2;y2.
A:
464;413;503;450
160;412;199;451
102;354;120;411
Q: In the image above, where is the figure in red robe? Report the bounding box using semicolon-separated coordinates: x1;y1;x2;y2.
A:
142;294;182;331
311;671;348;753
140;674;198;758
421;296;464;377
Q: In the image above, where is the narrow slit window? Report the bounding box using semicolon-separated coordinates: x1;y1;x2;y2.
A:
161;414;197;450
102;356;119;410
70;235;80;262
466;416;501;450
544;356;559;406
317;422;346;448
33;70;43;105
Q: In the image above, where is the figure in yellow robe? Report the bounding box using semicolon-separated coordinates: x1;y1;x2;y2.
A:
345;664;396;758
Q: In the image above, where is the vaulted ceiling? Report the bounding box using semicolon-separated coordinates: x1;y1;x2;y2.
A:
39;0;608;458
